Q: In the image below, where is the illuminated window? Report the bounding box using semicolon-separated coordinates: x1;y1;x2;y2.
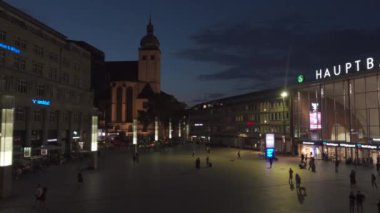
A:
126;87;133;122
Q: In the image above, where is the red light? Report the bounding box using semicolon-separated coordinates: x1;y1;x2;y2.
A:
245;121;254;126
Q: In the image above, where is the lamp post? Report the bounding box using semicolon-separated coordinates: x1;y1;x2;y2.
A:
281;91;288;153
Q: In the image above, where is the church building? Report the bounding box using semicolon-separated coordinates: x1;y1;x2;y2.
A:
106;19;161;137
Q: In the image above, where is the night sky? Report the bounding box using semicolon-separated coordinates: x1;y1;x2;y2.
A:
6;0;380;106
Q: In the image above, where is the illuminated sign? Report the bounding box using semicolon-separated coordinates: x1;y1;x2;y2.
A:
266;133;275;148
154;117;158;141
245;121;255;126
91;116;98;151
194;123;204;127
297;74;304;83
266;148;275;158
0;42;21;54
32;99;51;106
41;148;48;156
315;57;378;80
310;103;321;130
133;119;137;145
340;143;356;148
323;142;339;147
302;141;315;145
0;108;14;166
357;144;377;149
23;147;31;158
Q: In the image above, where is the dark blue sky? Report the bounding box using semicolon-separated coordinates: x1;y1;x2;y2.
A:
6;0;380;105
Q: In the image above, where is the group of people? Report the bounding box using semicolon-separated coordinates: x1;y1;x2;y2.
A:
193;147;213;169
349;191;365;213
299;152;316;172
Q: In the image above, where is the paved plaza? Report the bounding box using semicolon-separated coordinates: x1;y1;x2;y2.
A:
0;144;380;212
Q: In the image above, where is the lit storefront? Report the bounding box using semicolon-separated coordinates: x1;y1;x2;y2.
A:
294;56;380;164
299;141;323;159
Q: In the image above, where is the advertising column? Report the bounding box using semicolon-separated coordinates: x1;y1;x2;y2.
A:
91;115;98;169
0;95;15;198
266;133;275;159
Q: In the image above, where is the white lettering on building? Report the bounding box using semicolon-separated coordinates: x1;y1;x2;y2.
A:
315;57;378;80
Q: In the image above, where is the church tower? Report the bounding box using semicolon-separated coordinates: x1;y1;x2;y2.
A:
138;17;161;93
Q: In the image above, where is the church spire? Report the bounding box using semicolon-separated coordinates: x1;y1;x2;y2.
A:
147;15;154;35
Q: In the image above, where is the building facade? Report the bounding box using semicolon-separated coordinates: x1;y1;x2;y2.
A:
107;19;160;140
0;1;94;161
189;88;292;152
294;56;380;163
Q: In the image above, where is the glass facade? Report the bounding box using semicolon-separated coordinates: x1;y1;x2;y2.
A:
294;72;380;163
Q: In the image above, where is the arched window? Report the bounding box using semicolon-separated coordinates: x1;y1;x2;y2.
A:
116;87;122;122
126;87;133;122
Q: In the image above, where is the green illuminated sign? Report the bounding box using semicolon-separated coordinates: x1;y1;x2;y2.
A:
297;74;304;83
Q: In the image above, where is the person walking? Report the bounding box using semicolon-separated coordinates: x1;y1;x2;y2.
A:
349;191;355;213
295;173;301;188
350;170;356;187
289;168;294;184
78;171;83;185
372;173;378;189
301;153;305;162
33;184;43;207
269;157;273;168
308;158;312;171
356;191;365;213
237;150;241;159
335;160;339;173
206;156;209;166
195;157;200;169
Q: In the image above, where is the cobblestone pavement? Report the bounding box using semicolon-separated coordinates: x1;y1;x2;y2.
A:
0;144;379;213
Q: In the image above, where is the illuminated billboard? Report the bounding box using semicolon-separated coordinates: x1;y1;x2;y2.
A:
309;103;321;130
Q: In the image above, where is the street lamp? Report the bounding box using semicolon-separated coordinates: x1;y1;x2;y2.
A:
281;91;288;98
281;91;288;153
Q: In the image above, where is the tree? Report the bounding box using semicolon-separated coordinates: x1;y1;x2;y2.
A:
138;92;187;137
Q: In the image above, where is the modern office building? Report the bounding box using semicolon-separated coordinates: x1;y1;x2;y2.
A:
0;1;94;161
189;88;292;152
